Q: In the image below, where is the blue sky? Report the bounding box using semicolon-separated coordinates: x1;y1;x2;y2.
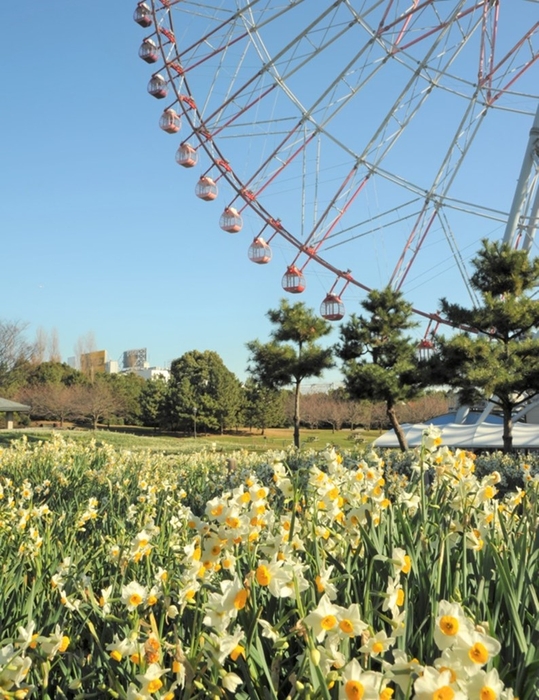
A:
1;2;538;383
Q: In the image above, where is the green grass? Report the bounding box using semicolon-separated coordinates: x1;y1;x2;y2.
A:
0;426;379;454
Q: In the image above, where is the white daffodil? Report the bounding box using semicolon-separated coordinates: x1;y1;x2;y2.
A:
433;600;474;651
392;547;412;575
452;630;502;671
121;580;148;611
383;649;423;695
359;629;395;657
136;662;167;695
221;672;243;692
413;666;466;700
464;667;506;699
334;602;368;638
339;658;384;700
303;593;341;642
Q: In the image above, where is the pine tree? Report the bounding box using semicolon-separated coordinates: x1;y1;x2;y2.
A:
435;239;539;453
335;287;423;451
246;299;334;448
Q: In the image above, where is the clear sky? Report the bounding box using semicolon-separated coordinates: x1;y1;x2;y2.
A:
1;2;538;383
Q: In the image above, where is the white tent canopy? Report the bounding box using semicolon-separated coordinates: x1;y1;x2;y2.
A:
374;421;539;450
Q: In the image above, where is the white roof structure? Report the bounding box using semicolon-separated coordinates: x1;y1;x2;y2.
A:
374;421;539;450
374;397;539;450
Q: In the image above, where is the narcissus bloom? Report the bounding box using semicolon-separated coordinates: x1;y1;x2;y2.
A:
392;547;412;575
107;634;138;662
434;601;474;651
359;630;395;657
334;602;368;638
136;662;167;695
222;672;243;692
254;557;297;598
453;630;502;671
304;594;341;642
339;658;384;700
465;668;505;700
37;625;70;659
121;581;148;610
413;667;466;700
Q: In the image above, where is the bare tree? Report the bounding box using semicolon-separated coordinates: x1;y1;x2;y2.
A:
0;320;34;390
371;402;389;431
72;383;124;429
398;393;450;424
17;384;81;427
300;392;325;428
32;327;48;364
49;328;62;363
343;400;372;430
320;394;349;432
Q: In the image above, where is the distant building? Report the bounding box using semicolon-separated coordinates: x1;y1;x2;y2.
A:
123;348;148;370
122;366;170;381
68;348;168;380
80;350;107;376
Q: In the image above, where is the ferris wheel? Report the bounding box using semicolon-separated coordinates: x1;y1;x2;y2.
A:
133;0;539;331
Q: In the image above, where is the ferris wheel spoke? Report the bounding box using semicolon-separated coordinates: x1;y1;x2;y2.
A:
388;98;491;289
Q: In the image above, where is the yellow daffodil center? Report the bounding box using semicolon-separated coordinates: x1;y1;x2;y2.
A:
110;650;122;662
439;616;459;636
256;565;271;586
380;689;394;700
480;688;497;700
147;679;163;693
59;636;70;653
372;642;384;654
339;619;354;635
402;555;411;574
321;615;337;631
234;589;248;610
129;594;142;607
345;680;364;700
469;642;489;664
315;575;325;593
433;688;454;700
230;644;245;661
396;589;405;606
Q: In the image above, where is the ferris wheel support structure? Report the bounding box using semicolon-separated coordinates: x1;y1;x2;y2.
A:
502;103;539;251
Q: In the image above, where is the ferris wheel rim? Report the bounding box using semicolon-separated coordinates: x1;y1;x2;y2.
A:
135;0;539;328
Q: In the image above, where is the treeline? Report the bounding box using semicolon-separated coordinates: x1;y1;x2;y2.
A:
0;339;449;434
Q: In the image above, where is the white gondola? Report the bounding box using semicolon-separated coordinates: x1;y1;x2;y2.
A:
219;207;243;233
195;176;218;201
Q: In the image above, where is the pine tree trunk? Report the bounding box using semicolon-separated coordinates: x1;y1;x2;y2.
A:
387;404;408;452
502;404;514;454
293;381;301;449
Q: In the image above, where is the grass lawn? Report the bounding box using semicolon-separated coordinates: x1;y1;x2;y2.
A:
0;425;380;453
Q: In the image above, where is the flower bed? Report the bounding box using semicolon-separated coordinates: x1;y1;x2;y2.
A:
0;430;538;698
